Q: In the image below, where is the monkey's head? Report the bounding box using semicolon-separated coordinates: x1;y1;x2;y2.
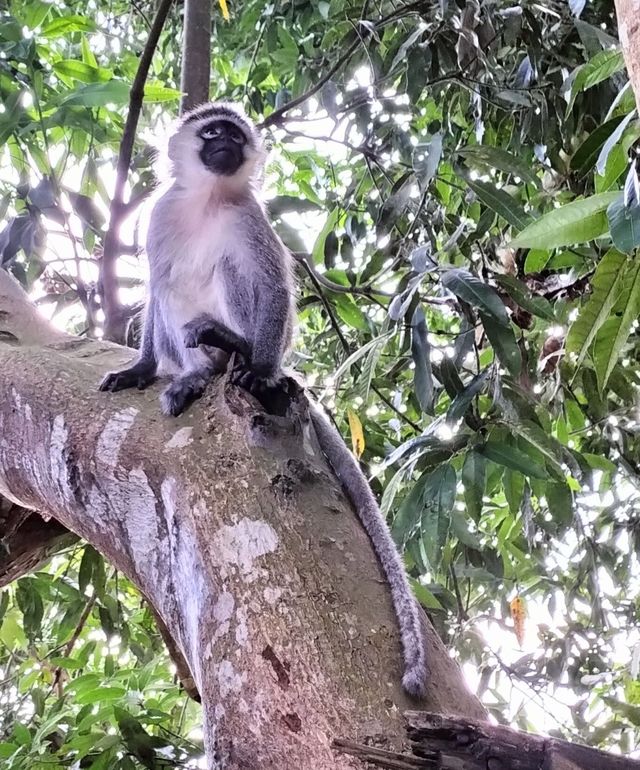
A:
167;102;264;191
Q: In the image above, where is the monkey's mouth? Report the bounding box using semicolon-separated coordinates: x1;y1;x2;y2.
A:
200;145;244;175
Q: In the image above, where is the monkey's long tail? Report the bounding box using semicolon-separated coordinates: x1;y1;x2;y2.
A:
309;402;428;698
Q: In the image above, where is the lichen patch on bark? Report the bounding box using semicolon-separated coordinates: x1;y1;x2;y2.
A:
95;407;139;470
164;426;194;451
209;517;279;580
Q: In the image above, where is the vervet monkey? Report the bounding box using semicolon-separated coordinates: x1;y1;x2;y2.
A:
99;102;427;696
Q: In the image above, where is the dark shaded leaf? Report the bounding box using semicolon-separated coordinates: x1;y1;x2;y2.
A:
411;306;435;414
480;312;522;376
467;179;531;231
442;268;509;325
447;369;489;423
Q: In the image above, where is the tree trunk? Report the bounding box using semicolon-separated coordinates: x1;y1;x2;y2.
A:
0;269;485;769
180;0;212;113
615;0;640;109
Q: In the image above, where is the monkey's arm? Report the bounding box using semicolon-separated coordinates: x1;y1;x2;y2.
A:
99;298;157;392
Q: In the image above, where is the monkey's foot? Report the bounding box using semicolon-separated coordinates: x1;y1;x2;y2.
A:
99;364;156;393
232;363;298;398
160;372;209;416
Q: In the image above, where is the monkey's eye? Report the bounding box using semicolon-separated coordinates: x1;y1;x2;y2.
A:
200;126;222;140
229;127;245;144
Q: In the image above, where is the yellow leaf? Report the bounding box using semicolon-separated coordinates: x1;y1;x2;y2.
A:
218;0;230;20
510;595;526;647
347;408;365;459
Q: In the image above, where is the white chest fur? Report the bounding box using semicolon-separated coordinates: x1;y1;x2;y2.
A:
161;196;244;331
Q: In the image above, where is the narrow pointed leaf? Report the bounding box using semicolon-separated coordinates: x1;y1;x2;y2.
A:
510;192;620;249
462;450;486;520
593;258;640;390
607;196;640;254
411;307;435;414
442;268;509;324
457;145;540;186
480;440;547;479
480;312;522;376
421;464;457;568
467;179;531;231
447;369;490;423
566;248;627;370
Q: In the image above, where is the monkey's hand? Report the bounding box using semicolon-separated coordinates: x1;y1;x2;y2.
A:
183;315;250;360
99;361;156;392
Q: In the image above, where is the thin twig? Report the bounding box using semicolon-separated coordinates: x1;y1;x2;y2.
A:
260;36;361;128
101;0;174;341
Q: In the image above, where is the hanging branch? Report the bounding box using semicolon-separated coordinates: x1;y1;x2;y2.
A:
100;0;175;342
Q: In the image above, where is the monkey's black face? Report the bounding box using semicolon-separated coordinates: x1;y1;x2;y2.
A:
198;120;247;176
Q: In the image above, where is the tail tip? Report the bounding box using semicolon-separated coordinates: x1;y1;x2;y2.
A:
402;666;427;699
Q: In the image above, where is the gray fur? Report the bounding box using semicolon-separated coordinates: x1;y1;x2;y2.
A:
99;101;427;696
308;405;427;697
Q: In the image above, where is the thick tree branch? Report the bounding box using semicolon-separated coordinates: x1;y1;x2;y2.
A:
615;0;640;110
0;269;485;769
101;0;174;342
180;0;212;113
336;711;640;769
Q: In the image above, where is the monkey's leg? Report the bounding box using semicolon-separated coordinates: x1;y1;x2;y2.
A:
99;359;157;392
183;314;250;360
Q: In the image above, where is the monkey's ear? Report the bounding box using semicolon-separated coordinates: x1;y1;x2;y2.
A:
167;133;181;162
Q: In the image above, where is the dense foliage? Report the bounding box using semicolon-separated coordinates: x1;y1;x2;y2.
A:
1;0;640;765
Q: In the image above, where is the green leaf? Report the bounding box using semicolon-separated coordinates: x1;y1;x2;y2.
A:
480;440;547;479
575;48;626;93
53;60;112;84
566;249;627;370
467;179;531;231
78;546;98;594
75;686;126;705
607;197;640;254
546;481;573;525
144;84;182;102
62;81;131;107
413;133;442;187
334;294;368;330
391;472;431;545
570;116;625;176
411;306;435;414
421;464;457;568
510;192;620;249
508;420;565;477
441;268;509;324
333;332;393;382
593;257;640;390
504;468;525;514
480;312;522;376
494;274;556;320
42;14;97;36
462;450;486;520
447;369;489;424
523;249;551;273
311;207;340;264
456;145;539;186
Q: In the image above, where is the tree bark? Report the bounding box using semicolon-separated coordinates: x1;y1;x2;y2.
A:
336;711;640;770
615;0;640;109
0;269;485;769
180;0;212;113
